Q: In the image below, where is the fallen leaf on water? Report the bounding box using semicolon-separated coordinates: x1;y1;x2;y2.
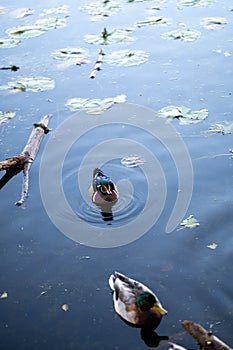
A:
0;292;8;299
180;215;200;229
0;110;16;125
207;243;218;249
61;304;69;311
208;122;233;135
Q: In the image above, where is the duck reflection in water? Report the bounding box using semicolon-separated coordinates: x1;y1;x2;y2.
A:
109;272;169;347
89;168;118;222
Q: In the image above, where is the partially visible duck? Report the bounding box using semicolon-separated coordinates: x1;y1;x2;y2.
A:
109;272;167;330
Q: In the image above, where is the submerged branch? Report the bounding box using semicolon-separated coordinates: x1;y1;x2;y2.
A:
89;48;105;79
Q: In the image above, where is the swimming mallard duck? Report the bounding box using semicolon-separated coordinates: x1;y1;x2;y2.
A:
90;168;118;205
109;272;167;330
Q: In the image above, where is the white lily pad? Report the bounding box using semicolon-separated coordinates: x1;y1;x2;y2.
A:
51;47;89;60
0;110;16;125
40;5;70;16
0;76;55;92
161;29;201;42
158;106;208;125
178;0;216;7
105;49;149;66
180;215;200;229
6;24;46;39
200;17;227;30
208;122;233;135
0;6;6;14
136;16;172;28
65;94;126;114
84;28;136;45
11;8;35;19
0;37;21;48
80;1;122;20
35;17;67;29
121;156;145;167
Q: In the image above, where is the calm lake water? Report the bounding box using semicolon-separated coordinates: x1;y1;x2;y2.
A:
0;0;233;349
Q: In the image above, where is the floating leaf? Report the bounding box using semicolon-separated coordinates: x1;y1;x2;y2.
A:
51;47;89;60
40;5;70;16
207;243;218;250
6;25;46;39
0;110;16;125
136;16;172;28
80;1;122;20
161;29;201;42
35;17;67;29
61;303;69;311
105;49;149;66
0;292;8;299
200;17;227;30
178;0;216;7
158;105;208;125
0;37;21;48
65;94;126;114
11;8;35;19
121;156;145;167
0;6;6;14
84;28;136;45
0;76;55;92
208;122;233;135
180;215;200;229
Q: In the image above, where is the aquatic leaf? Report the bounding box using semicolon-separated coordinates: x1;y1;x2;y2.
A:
80;1;122;21
65;94;126;114
51;47;89;61
0;110;16;125
180;215;200;229
0;6;6;14
61;303;69;311
136;16;172;28
158;105;208;125
40;5;70;16
105;49;149;66
0;37;21;48
207;243;218;250
121;156;145;167
0;76;55;92
84;28;136;45
0;292;8;299
35;17;67;29
11;8;35;19
200;17;227;30
6;25;46;39
208;122;233;135
161;29;201;42
178;0;216;7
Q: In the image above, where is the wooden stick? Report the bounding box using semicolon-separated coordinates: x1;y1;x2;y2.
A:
0;114;52;206
89;49;105;79
182;320;232;350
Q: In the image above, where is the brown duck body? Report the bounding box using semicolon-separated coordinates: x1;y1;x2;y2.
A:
109;272;167;330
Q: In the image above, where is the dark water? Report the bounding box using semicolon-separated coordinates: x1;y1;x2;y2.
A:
1;1;233;349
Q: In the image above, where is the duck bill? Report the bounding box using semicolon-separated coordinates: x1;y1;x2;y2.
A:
152;303;168;315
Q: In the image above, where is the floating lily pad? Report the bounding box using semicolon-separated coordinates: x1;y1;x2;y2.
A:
84;28;135;45
180;215;200;229
0;6;6;14
66;94;126;114
207;243;218;250
51;47;89;60
0;110;16;125
178;0;216;7
6;25;46;39
208;122;233;135
200;17;227;30
11;8;35;19
35;17;67;29
158;106;208;125
0;37;21;48
40;5;70;16
161;29;201;42
136;16;172;28
80;1;122;20
121;156;145;167
0;76;55;92
105;49;149;66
